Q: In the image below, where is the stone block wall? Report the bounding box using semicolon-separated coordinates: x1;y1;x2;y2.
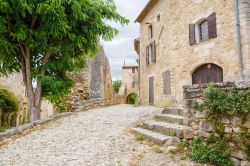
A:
183;81;250;163
137;0;250;107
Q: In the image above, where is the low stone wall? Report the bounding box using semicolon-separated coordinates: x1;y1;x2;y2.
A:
0;98;105;146
182;81;250;164
0;112;74;147
72;98;104;111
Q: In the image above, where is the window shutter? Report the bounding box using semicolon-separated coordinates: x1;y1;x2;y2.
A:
146;46;149;65
163;71;171;94
153;41;156;63
208;12;217;38
189;24;196;45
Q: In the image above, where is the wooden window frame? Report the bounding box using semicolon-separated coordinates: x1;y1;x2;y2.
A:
199;20;209;41
148;24;153;39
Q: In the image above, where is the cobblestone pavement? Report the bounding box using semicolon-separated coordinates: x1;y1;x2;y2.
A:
0;105;203;166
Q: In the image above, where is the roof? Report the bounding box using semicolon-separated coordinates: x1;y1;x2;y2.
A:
135;0;159;23
122;66;138;69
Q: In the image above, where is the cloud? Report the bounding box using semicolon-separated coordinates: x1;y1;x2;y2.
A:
102;0;148;80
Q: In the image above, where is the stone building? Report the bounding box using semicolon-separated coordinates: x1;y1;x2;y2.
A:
119;64;139;103
134;0;250;106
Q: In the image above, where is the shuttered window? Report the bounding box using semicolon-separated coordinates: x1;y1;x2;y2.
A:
199;20;208;41
148;25;153;39
132;81;136;88
163;71;171;94
146;41;156;65
189;12;217;45
152;41;156;63
208;12;217;38
146;46;149;65
189;24;196;45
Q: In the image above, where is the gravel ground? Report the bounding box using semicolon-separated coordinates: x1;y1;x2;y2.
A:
0;105;204;166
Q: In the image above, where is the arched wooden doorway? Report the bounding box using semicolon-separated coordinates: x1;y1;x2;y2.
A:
192;63;223;85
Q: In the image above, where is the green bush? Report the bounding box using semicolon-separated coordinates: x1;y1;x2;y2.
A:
0;89;19;113
112;80;121;94
189;136;233;166
128;93;137;104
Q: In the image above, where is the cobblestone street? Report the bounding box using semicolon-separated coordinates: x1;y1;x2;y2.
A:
0;105;202;166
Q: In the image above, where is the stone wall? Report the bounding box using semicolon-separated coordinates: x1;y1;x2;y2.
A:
0;73;54;125
119;66;139;103
183;81;250;163
137;0;250;106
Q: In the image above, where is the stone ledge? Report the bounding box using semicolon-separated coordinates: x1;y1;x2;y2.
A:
0;99;105;146
0;112;75;145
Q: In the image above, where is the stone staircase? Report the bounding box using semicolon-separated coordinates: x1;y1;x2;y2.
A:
132;107;193;146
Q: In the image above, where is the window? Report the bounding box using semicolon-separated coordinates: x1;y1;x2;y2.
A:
132;68;135;74
189;12;217;45
148;24;153;39
163;71;171;94
199;20;208;41
157;14;160;22
146;41;156;65
132;81;136;88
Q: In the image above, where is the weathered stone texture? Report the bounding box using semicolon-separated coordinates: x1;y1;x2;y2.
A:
137;0;250;106
183;81;250;163
119;65;139;103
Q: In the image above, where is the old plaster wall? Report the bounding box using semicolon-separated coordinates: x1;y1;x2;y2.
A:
138;0;250;106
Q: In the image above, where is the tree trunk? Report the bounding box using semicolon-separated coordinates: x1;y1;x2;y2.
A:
20;46;50;122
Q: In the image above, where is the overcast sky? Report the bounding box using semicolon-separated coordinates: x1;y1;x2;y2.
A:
102;0;148;80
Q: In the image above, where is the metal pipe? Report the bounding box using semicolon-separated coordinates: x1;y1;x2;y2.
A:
236;0;244;80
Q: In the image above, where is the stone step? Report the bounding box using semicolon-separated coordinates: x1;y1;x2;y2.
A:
155;114;184;124
162;107;183;116
132;128;178;145
143;121;192;139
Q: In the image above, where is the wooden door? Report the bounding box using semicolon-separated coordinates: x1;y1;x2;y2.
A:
149;76;154;105
192;64;223;85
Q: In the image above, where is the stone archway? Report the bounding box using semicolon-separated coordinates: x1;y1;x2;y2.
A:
126;93;138;104
192;63;223;85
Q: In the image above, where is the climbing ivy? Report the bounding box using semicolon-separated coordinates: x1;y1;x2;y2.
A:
192;85;250;162
0;88;19;132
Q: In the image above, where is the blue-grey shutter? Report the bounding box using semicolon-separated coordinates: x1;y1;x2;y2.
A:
163;71;171;94
146;46;149;65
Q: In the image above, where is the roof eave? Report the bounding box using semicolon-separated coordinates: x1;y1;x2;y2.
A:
135;0;159;23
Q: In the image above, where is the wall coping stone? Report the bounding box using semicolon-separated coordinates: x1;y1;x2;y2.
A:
0;98;105;145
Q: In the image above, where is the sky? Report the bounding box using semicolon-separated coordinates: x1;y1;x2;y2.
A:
102;0;148;80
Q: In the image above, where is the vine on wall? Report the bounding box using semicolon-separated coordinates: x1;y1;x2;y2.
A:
192;85;250;163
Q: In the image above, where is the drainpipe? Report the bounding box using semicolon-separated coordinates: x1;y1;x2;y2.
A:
236;0;244;80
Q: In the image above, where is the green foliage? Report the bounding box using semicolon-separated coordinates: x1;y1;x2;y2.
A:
112;80;121;94
128;93;137;105
169;139;190;154
154;147;163;154
189;136;233;166
0;0;129;113
0;89;19;113
192;85;250;162
192;101;203;112
136;134;146;142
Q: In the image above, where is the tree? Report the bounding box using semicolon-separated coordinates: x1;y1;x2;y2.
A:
112;80;121;94
0;0;128;121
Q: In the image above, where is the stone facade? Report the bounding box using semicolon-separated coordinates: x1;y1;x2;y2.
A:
62;46;118;111
119;65;139;103
183;81;250;164
135;0;250;106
